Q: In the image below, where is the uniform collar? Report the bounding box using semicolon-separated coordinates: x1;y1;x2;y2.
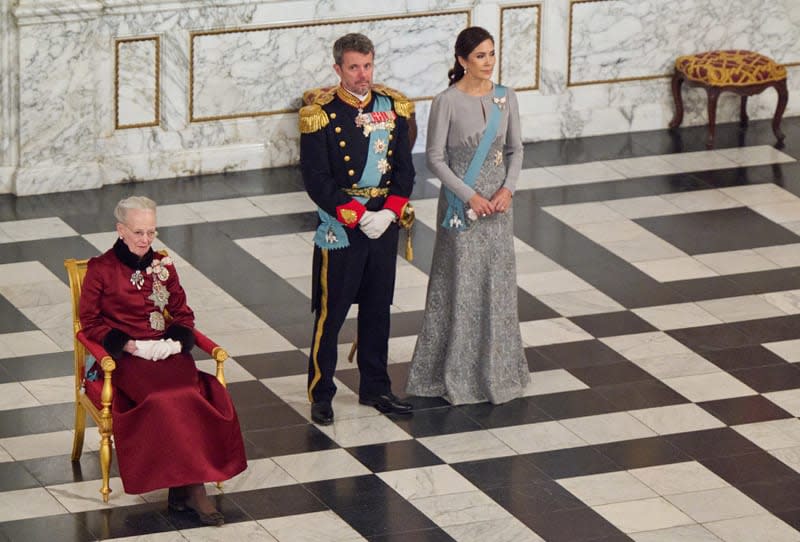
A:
336;85;372;109
113;238;154;270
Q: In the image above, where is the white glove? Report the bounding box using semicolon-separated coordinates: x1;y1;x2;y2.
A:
133;340;159;360
165;338;182;356
359;209;396;239
359;210;376;225
150;339;182;361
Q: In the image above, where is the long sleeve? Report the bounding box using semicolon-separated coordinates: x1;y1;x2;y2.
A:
79;259;131;357
426;93;477;203
501;88;523;194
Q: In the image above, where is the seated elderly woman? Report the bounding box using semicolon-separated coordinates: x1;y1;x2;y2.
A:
79;196;247;526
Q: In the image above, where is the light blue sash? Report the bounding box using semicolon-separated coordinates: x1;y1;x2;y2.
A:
441;84;507;231
314;94;393;249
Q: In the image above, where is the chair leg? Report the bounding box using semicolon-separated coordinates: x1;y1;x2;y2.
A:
71;401;86;461
706;87;721;149
739;96;749;127
773;79;788;147
99;428;113;503
668;71;685;129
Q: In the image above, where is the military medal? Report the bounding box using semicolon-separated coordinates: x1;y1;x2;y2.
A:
148;280;170;311
130;270;144;290
149;311;165;331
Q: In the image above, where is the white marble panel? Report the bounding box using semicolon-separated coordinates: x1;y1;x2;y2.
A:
190;11;467;120
570;0;800;85
500;4;540;89
116;37;159;128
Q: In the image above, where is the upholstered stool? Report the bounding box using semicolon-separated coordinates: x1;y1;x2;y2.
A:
668;50;788;148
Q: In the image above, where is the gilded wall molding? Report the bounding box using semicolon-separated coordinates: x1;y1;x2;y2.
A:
567;0;800;87
188;9;471;123
114;36;160;130
499;3;541;91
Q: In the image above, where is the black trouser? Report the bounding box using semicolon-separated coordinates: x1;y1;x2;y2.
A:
307;226;399;403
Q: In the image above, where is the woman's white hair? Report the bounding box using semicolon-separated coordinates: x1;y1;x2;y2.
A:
114;196;157;223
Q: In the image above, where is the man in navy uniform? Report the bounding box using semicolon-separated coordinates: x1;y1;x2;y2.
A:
299;33;415;425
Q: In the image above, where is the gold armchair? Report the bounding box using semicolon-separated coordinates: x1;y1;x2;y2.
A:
64;253;229;502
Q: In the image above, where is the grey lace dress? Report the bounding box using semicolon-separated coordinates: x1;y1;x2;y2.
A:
405;84;529;405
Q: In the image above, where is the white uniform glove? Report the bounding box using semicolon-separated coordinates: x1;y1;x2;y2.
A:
133;340;159;360
359;209;396;239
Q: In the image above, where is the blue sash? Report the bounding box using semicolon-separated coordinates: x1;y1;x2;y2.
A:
314;94;393;249
441;84;507;231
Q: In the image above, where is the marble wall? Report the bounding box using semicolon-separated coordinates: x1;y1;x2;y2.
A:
0;0;798;195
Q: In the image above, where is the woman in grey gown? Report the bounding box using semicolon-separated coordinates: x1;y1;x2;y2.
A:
406;26;529;405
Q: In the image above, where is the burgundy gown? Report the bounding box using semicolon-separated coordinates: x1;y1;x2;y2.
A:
79;240;247;494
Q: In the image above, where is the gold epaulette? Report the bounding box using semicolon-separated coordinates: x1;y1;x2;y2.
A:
302;86;337;107
373;84;415;119
298;104;329;134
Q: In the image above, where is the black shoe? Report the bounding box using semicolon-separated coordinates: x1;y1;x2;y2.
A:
359;392;413;414
167;486;187;512
311;401;334;425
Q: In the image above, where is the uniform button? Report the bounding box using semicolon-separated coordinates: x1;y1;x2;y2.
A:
388;150;393;156
348;169;355;176
330;113;337;119
339;141;346;148
344;155;351;162
389;135;393;141
351;183;358;188
335;126;342;133
386;180;392;185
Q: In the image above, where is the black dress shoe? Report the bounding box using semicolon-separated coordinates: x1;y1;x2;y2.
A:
359;392;413;414
311;401;334;425
167;487;187;512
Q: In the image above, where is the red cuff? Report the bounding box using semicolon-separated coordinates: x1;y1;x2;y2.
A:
383;195;409;218
336;199;367;228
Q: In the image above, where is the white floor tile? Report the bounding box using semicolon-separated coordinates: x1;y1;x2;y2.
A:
0;430;95;461
660;150;739;173
694;249;779;275
560;411;657;444
211;328;295;356
20;375;74;405
771;446;800;473
0;381;41;411
387;335;419;364
755;243;800;268
716;145;796;167
0;330;62;359
604;195;684;219
0;261;61;287
633;302;722;330
153;203;205;227
19;302;73;332
752;201;800;224
491;421;587;454
194;358;255;383
629;524;724;542
517;270;592;295
602;332;693;361
315;414;412;447
0;217;78;242
630;404;726;435
536;289;625;316
545;162;625;185
720;183;799;206
378;465;477;500
633;256;717;282
519;318;594;347
662;372;756;402
630;352;721;379
573;219;653;244
514;250;564;274
186;198;266;222
733;419;800;451
593;496;694;533
662;189;741;213
667;487;765;523
0;487;68;522
607;156;685;179
443;517;545;542
259;511;363;542
183;520;278;541
630;461;729;496
704;514;800;542
520;369;589;397
193;307;269;334
271;449;371;483
763;289;800;315
697;295;788;322
418;430;516;463
411;490;509;526
558;470;657;505
516;167;567;190
606;238;688;264
764;389;800;416
47;477;144;512
543;202;625;225
249;192;317;215
0;279;70;308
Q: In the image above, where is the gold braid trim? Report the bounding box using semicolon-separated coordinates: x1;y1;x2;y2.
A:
298;104;329;134
373;84;415;118
302;86;336;106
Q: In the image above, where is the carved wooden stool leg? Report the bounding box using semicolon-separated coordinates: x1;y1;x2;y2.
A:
706;87;721;149
739;95;749;127
669;70;685;129
773;78;788;147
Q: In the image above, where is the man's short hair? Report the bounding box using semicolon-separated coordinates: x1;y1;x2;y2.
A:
333;33;375;65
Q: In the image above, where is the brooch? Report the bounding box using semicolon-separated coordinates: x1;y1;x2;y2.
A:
492;96;507;110
130;270;144;290
494;150;503;166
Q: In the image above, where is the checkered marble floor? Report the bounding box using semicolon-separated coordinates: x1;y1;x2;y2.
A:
2;119;800;541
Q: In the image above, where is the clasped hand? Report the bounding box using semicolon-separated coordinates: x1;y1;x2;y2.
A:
467;187;513;218
133;339;182;361
359;209;396;239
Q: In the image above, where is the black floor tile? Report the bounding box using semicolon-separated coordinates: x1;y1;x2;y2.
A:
0;404;72;439
236;403;308;431
0;461;41;492
739;478;800;514
243;424;338;459
732;314;800;344
79;502;176;540
526;346;561;371
0;296;35;334
227;485;327;520
234;350;308;379
566;361;654;387
666;427;763;460
452;455;549;491
701;451;800;486
457;396;552;429
0;351;75;381
730;363;800;393
486;480;585;516
163;493;251;529
525;446;620;479
0;514;94;542
596;436;691;470
699;395;794;425
366;528;456;542
535;340;631;370
227;380;286;409
667;324;753;352
22;452;119;487
521;506;630;542
530;389;619;420
701;345;788;371
388;407;482;438
569;311;657;338
592;380;688;411
347;440;444;472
